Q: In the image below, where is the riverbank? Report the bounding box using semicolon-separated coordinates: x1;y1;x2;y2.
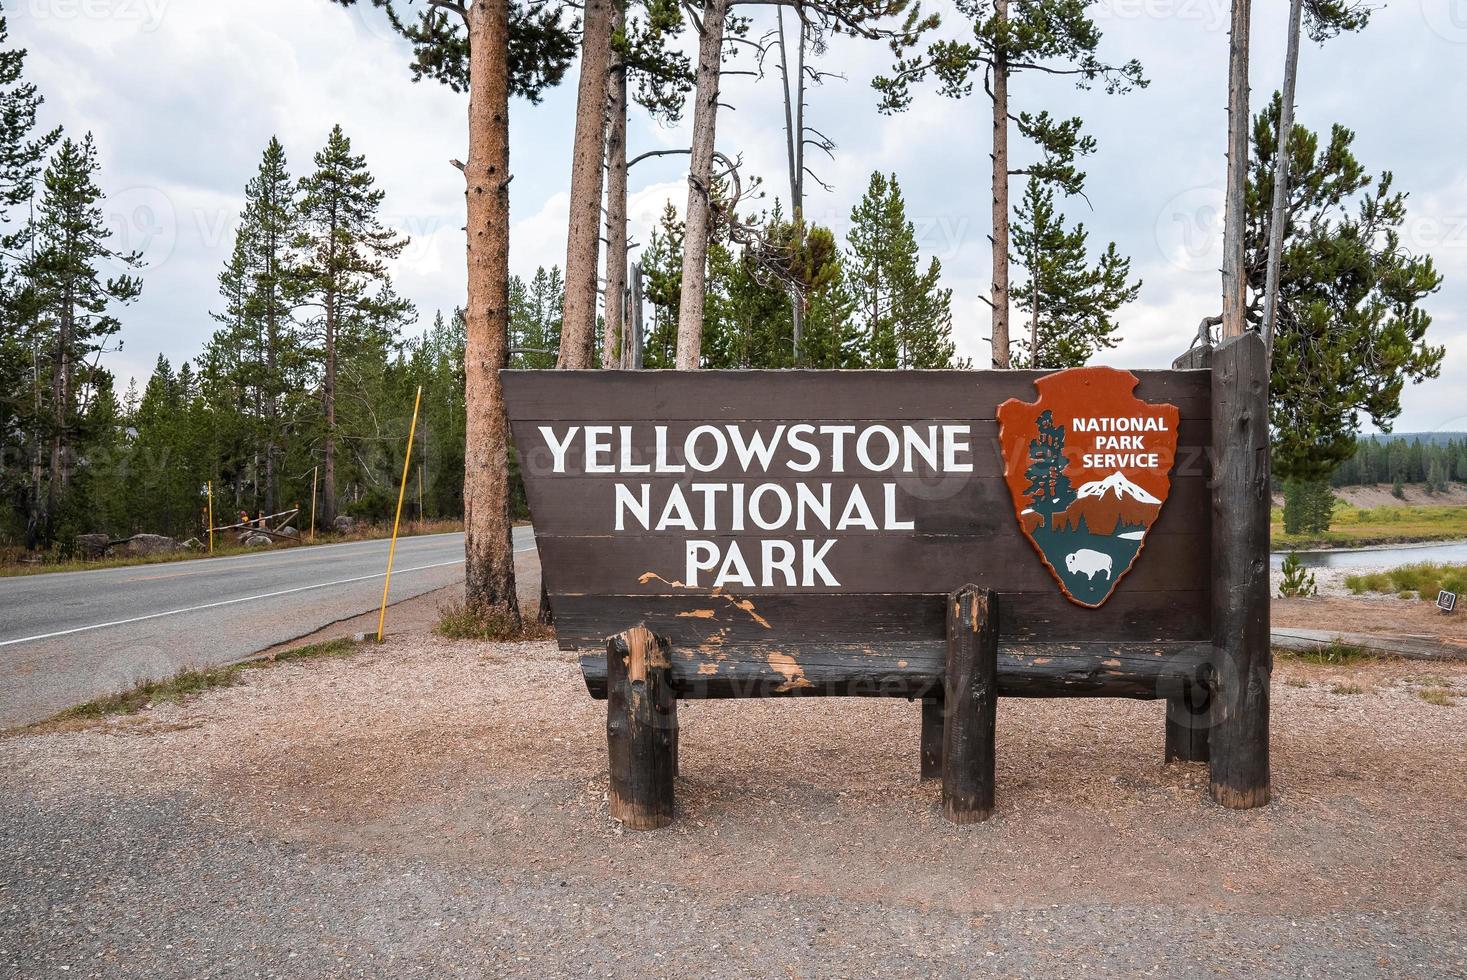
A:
1272;501;1467;551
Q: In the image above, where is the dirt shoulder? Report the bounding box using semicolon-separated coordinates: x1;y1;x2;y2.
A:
2;635;1463;976
1274;593;1467;645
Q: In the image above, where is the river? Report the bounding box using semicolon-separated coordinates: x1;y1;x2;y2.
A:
1270;539;1467;570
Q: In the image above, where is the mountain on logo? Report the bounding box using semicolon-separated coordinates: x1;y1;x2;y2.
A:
1054;471;1162;536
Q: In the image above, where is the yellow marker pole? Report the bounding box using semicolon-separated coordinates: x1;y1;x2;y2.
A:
377;386;423;642
207;481;214;554
309;466;319;542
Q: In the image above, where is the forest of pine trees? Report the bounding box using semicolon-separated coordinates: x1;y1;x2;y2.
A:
1331;435;1467;491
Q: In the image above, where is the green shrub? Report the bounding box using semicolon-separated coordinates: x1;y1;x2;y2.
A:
1279;552;1318;598
1344;562;1467;601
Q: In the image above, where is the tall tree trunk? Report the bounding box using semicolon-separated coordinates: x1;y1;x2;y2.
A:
776;9;806;362
1262;0;1301;352
1030;273;1039;368
322;286;337;528
463;0;521;622
558;0;614;369
601;1;628;370
48;304;70;515
989;0;1011;369
1221;0;1252;340
675;0;728;371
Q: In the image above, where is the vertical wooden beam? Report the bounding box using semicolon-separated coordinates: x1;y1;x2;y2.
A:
606;625;677;829
942;585;998;824
1209;332;1271;808
1164;675;1211;764
920;696;943;780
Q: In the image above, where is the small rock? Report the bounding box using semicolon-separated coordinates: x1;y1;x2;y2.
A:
179;537;204;551
244;533;274;547
76;533;111;559
278;526;298;538
332;516;356;534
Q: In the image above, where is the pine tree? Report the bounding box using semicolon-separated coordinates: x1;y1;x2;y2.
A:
790;226;859;369
23;134;143;535
640;202;684;368
877;0;1144;367
1024;410;1074;530
294;125;413;529
0;6;59;545
1011;176;1139;369
0;4;57;253
510;265;562;369
207;137;302;515
844;172;957;369
1249;97;1444;486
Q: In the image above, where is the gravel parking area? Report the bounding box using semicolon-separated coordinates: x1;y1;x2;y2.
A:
2;637;1464;977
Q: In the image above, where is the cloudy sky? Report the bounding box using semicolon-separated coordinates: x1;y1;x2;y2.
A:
10;0;1466;431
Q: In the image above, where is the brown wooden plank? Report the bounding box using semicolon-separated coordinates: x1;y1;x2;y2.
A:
577;639;1215;700
548;591;1211;647
503;369;1212;421
510;418;1213;482
519;474;1213;538
534;530;1210;595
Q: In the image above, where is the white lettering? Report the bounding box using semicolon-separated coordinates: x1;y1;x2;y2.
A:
761;540;797;587
856;425;900;471
584;425;614;474
540;425;577;473
614;483;650;531
728;424;785;471
802;539;839;586
685;424;728;472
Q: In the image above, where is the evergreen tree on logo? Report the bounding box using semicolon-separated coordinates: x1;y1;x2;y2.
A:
1024;410;1075;529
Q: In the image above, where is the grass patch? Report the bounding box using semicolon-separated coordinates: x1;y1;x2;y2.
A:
31;637;365;727
1271;503;1467;550
1275;640;1378;667
1419;687;1458;707
1330;682;1366;695
253;636;361;666
435;599;554;641
1343;562;1467;601
52;665;247;721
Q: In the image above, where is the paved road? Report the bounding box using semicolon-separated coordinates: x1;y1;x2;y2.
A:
0;528;535;728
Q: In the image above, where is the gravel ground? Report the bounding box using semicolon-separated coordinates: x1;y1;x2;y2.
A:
2;638;1464;978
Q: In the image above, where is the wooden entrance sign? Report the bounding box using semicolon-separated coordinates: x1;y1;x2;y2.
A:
504;345;1270;826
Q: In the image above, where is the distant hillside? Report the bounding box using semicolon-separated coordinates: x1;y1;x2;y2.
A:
1360;432;1467;447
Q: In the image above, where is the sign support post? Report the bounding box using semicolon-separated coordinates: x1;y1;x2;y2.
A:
376;387;423;643
1208;332;1272;808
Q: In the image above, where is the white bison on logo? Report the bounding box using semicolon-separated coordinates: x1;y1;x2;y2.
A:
1065;548;1113;581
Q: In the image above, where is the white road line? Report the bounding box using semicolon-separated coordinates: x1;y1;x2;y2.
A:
0;558;465;649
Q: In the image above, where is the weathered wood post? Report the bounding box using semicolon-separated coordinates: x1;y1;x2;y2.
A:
920;696;943;780
942;585;998;824
1167;327;1215;764
606;625;677;829
1208;332;1271;808
1164;674;1211;763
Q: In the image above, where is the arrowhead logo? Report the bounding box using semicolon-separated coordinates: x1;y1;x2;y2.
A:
997;367;1180;608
